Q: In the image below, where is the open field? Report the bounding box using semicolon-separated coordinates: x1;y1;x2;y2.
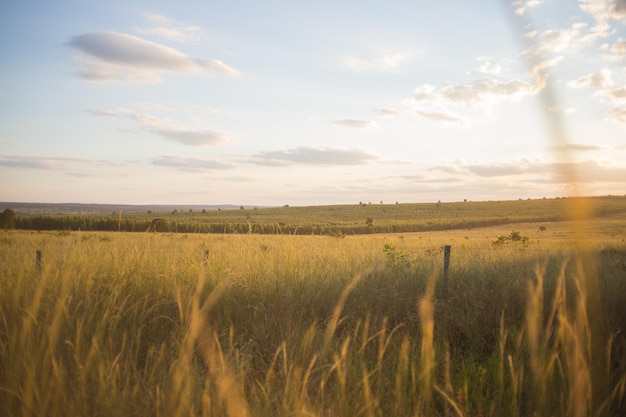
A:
1;208;625;416
7;195;626;235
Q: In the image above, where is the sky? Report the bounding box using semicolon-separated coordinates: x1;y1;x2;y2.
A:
1;0;625;206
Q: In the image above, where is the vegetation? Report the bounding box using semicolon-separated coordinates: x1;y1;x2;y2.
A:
7;195;626;235
1;218;625;416
0;208;16;229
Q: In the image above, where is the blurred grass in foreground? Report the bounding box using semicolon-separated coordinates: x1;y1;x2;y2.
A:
1;230;624;416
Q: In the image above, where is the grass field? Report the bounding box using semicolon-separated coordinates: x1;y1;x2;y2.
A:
1;209;625;416
11;195;626;235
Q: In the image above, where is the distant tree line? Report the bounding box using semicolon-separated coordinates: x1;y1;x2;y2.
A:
0;209;16;229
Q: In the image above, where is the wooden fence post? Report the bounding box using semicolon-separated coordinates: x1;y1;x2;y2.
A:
442;245;451;296
36;250;42;271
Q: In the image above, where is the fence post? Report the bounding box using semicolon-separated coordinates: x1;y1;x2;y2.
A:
442;245;451;296
36;250;42;271
203;249;209;264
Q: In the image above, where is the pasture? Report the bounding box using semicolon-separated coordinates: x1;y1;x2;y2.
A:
1;212;625;416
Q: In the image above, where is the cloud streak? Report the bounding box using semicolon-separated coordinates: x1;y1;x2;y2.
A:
431;159;626;184
0;155;124;171
153;156;233;171
134;14;203;43
332;119;376;128
512;0;544;16
341;50;411;72
248;146;379;166
90;108;232;146
67;32;238;83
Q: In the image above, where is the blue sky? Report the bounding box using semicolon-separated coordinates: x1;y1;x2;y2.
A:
1;0;625;206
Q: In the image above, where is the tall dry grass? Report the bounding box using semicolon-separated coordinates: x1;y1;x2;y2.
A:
1;230;625;416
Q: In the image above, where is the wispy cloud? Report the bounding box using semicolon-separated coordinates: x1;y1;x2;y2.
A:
153;156;233;171
611;87;626;99
0;155;65;170
523;22;612;57
0;155;123;171
371;108;403;119
89;108;232;146
248;146;379;166
332;119;376;128
556;142;604;151
579;0;626;22
566;69;626;123
412;78;534;108
134;14;203;43
417;111;464;123
134;102;175;111
67;32;239;83
470;57;504;75
431;159;626;183
612;107;626;122
512;0;544;16
567;68;613;89
406;56;561;124
341;49;412;72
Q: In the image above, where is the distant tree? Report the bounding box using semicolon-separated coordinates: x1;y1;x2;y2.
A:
202;209;207;214
240;206;245;210
171;209;178;215
0;208;16;229
189;209;193;212
365;217;374;227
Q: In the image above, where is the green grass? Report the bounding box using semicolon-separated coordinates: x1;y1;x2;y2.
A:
1;225;625;416
12;195;626;235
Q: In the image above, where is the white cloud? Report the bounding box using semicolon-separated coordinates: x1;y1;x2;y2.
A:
332;119;376;128
417;111;464;123
431;159;626;183
512;0;544;16
67;32;239;83
524;23;589;56
404;56;561;125
557;142;604;151
611;87;626;99
89;108;232;146
134;14;203;43
342;50;411;72
153;156;233;171
472;57;503;75
567;69;614;89
248;146;379;166
0;155;123;171
612;39;626;52
612;106;626;122
414;78;535;108
580;0;626;22
0;155;64;170
134;102;174;111
371;108;403;118
524;30;539;39
87;109;118;117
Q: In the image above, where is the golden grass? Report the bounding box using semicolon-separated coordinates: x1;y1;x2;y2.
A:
0;227;625;416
